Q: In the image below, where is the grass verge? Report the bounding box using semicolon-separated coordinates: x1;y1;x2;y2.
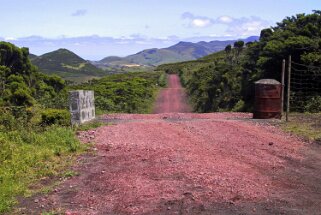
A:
0;126;87;213
281;113;321;144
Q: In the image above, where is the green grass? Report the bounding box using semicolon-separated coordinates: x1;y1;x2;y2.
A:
157;73;167;87
0;126;86;213
76;120;110;131
62;170;79;179
62;62;86;70
281;113;321;143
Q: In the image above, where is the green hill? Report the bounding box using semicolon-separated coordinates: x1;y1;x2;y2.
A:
28;53;38;60
30;49;105;81
96;36;258;67
125;48;189;66
156;45;245;112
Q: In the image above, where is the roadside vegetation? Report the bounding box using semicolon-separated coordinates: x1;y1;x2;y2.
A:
281;113;321;144
0;41;166;213
0;115;85;212
157;11;321;113
71;71;166;114
2;9;321;214
0;42;82;212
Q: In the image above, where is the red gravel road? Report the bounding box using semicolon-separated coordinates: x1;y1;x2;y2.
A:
153;74;191;113
17;75;321;215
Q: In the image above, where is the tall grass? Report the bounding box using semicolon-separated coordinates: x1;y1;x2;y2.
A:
281;113;321;143
0;119;84;212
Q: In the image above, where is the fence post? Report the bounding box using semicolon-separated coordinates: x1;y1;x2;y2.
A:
286;55;292;122
281;59;285;118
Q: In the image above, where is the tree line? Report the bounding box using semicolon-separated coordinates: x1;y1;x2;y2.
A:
157;10;321;113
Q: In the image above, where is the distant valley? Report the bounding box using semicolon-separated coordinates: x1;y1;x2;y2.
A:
30;36;259;82
94;36;259;67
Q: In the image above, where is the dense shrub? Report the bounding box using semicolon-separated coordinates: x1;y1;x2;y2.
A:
304;96;321;113
72;72;165;114
0;42;66;108
0;107;34;131
40;109;71;126
158;73;167;87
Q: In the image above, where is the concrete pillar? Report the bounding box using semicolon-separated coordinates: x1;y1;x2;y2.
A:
69;90;95;125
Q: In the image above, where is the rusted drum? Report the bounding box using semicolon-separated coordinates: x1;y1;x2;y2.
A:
254;79;282;119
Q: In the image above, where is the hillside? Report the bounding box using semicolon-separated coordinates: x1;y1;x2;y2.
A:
156;44;246;112
31;49;105;80
96;36;258;67
28;53;38;60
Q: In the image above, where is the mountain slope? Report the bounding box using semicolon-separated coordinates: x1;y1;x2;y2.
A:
31;49;105;79
97;36;259;67
28;53;38;60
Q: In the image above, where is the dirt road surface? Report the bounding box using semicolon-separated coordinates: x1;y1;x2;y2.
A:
17;75;321;215
153;74;191;113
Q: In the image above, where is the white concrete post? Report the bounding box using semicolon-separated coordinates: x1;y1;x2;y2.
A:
69;90;95;125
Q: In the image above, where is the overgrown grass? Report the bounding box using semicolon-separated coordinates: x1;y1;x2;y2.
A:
76;120;111;131
281;113;321;143
0;126;86;213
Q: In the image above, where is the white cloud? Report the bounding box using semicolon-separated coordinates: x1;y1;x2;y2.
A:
182;12;271;36
182;12;214;28
72;9;87;17
181;12;194;20
225;17;270;36
135;41;152;45
116;41;130;44
191;19;212;27
4;37;17;41
218;16;233;24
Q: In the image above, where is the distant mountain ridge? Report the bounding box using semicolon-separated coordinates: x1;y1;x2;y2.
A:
31;49;105;80
29;36;259;82
96;36;259;67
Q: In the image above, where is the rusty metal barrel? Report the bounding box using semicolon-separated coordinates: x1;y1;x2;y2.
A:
253;79;282;119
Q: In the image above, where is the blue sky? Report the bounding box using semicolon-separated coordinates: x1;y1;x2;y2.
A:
1;0;320;59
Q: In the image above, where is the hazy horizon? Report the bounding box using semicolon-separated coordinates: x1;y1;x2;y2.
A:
1;0;320;60
4;35;259;61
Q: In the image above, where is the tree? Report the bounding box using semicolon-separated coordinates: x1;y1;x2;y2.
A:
0;42;66;107
234;41;244;63
234;41;244;55
260;28;273;42
225;44;232;53
241;10;321;110
224;45;232;63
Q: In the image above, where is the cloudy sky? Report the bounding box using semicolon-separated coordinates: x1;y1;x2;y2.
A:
1;0;320;60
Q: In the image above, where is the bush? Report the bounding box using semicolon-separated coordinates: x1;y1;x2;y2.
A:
0;107;34;131
41;109;71;126
0;111;16;131
304;96;321;113
71;72;162;114
158;73;167;87
231;100;245;112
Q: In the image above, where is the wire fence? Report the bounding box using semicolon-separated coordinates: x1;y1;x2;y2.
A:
289;61;321;113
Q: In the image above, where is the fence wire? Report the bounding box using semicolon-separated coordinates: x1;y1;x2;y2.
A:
290;61;321;113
